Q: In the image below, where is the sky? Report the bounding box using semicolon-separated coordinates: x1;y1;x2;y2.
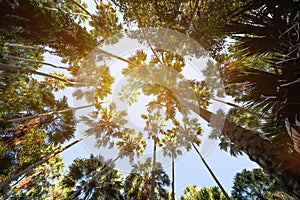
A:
49;39;259;198
46;1;260;198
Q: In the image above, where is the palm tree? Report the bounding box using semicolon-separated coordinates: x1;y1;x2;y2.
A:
181;99;300;197
81;27;300;197
232;168;295;199
61;155;124;200
223;0;300;152
180;185;227;200
192;143;230;200
0;135;87;189
124;158;170;200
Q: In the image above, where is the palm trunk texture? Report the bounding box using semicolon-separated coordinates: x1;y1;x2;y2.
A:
181;99;300;197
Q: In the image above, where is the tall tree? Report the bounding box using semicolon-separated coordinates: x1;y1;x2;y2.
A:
231;168;295;200
111;0;251;55
0;129;65;199
182;99;300;197
180;185;227;200
124;158;170;200
2;0;300;198
221;0;300;153
0;0;121;198
61;155;124;200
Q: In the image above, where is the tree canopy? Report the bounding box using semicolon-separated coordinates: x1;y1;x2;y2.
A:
1;0;300;199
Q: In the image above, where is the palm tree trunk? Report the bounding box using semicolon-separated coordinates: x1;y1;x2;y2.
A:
150;139;157;200
5;55;69;70
210;97;270;119
0;62;74;85
0;136;87;189
171;155;175;200
192;143;230;199
4;42;57;54
70;0;94;18
7;104;95;123
42;5;90;18
181;99;300;197
6;98;110;123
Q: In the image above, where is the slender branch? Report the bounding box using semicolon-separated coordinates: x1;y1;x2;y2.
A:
8;105;89;123
192;143;231;200
70;0;94;19
4;42;56;54
93;0;98;6
4;42;41;49
67;156;120;200
0;62;73;85
135;15;164;66
5;55;69;70
95;48;136;65
42;5;90;18
7;99;111;123
0;62;93;86
210;97;271;119
0;136;88;189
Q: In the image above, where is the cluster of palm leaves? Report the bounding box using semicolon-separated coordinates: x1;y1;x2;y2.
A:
222;0;300;153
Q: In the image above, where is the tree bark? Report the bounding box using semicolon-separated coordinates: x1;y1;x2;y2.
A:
181;99;300;197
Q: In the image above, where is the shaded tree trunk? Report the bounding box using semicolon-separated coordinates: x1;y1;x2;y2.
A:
7;104;95;123
141;180;151;200
5;55;69;70
0;62;89;86
210;97;270;119
0;136;87;189
0;63;72;84
171;156;175;200
181;99;300;197
150;139;157;200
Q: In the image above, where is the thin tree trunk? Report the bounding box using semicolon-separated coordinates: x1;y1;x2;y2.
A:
7;104;93;123
181;99;300;197
67;156;120;200
5;55;69;70
150;139;157;200
0;136;87;189
4;42;57;54
192;143;230;200
0;62;73;85
0;62;91;86
41;5;90;18
210;97;270;119
70;0;94;19
171;155;175;200
4;42;40;49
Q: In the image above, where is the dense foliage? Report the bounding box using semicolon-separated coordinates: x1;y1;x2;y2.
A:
1;0;300;199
